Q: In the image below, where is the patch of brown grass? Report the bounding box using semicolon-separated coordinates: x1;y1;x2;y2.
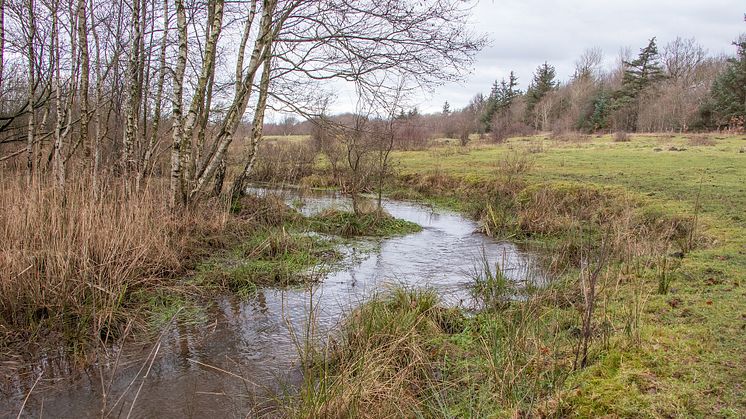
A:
613;131;630;142
0;174;254;353
686;135;716;147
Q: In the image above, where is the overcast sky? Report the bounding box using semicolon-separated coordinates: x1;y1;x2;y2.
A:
313;0;744;118
421;0;745;112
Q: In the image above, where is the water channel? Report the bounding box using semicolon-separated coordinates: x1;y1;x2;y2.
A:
1;189;544;418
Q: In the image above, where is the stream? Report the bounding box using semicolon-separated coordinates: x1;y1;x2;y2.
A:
1;189;544;418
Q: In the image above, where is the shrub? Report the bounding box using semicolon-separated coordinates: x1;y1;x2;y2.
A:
250;141;318;184
496;149;536;182
613;131;630;142
686;135;716;146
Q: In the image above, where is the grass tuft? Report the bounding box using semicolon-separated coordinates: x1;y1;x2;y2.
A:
309;208;422;237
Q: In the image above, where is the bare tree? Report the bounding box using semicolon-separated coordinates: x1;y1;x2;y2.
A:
663;37;707;84
0;0;5;95
169;0;187;207
574;47;604;81
24;0;35;182
121;0;142;176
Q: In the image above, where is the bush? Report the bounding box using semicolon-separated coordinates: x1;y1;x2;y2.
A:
686;135;716;146
496;149;536;181
613;131;630;142
250;141;318;184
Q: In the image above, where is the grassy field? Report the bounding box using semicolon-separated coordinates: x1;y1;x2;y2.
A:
263;134;312;144
396;134;745;224
292;133;746;417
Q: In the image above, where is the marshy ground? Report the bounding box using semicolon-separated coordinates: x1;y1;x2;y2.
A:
2;133;744;417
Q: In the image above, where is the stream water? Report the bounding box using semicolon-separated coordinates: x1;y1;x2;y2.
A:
1;189;544;418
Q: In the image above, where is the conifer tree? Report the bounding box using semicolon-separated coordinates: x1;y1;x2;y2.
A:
611;38;666;130
620;38;666;98
481;71;520;131
706;33;746;128
525;62;557;126
442;101;451;115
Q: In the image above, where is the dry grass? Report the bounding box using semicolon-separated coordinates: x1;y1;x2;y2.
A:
686;135;716;147
250;141;317;184
550;130;592;143
613;131;630;142
291;288;465;418
496;149;536;182
0;174;253;353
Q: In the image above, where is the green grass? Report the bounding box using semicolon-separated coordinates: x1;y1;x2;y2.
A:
192;227;341;297
309;209;423;238
395;134;746;227
130;289;208;332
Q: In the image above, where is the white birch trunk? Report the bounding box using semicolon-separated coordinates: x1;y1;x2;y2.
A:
169;0;187;206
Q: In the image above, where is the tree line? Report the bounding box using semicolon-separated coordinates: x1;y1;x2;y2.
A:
450;31;746;141
266;27;745;149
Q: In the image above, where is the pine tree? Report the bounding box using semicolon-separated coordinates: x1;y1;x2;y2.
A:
611;38;666;131
442;101;451;115
480;71;521;131
620;38;666;98
525;62;557;126
707;34;746;127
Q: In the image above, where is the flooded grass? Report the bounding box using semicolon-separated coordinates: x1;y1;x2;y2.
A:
309;208;423;237
291;284;579;417
192;226;342;296
290;288;468;418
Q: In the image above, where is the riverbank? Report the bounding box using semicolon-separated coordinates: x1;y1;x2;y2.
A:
4;186;540;416
289;133;746;417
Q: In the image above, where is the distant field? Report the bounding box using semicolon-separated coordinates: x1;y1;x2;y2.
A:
262;134;311;143
396;134;746;228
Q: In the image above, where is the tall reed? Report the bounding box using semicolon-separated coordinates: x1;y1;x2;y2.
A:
0;175;243;352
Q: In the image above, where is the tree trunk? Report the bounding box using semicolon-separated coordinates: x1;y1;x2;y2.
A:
25;0;35;184
122;0;142;176
179;0;224;200
139;0;168;186
188;0;277;202
169;0;187;207
0;0;5;96
229;53;272;205
77;0;90;166
52;3;64;188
